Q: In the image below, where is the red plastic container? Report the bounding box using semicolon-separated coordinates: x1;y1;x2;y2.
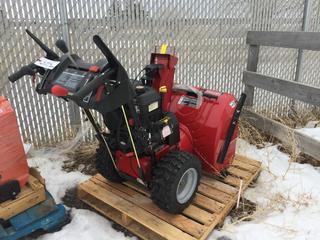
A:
0;96;29;189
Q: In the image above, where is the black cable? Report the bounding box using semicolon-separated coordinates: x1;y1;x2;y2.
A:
132;67;147;84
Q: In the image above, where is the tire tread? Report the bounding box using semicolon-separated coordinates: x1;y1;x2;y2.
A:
151;151;201;213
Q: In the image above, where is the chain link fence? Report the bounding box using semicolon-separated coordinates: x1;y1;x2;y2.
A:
0;0;319;146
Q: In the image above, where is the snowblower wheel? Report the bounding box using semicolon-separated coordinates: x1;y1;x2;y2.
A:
95;145;123;182
151;151;201;214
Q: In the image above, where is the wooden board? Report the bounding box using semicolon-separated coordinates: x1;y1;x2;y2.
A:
0;168;46;220
243;71;320;106
78;154;261;240
243;45;260;106
246;31;320;51
243;109;320;160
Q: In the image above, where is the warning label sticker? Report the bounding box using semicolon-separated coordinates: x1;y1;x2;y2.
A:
178;96;198;108
162;125;172;138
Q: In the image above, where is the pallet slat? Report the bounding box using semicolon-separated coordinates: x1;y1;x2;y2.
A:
223;175;242;187
91;175;205;238
227;166;252;180
0;169;46;220
78;154;261;240
198;184;232;203
182;205;215;226
201;175;238;195
80;180;196;240
234;155;261;167
78;193;166;240
193;193;225;213
231;160;258;173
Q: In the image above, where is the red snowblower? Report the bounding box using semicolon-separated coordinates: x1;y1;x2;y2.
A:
8;30;246;213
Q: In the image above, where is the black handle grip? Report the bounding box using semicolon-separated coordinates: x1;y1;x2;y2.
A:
93;35;129;86
71;69;114;100
26;29;59;60
217;93;247;164
93;35;122;69
8;64;37;83
55;39;69;54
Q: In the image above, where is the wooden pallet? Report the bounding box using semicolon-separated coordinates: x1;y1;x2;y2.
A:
78;154;261;240
0;168;46;221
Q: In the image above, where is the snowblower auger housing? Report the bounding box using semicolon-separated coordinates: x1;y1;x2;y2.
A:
9;30;246;213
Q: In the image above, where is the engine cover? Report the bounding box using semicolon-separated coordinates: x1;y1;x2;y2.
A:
135;85;162;128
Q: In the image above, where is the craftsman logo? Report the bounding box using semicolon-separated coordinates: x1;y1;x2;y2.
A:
148;101;158;112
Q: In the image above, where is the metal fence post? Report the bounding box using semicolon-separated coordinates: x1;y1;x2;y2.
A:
0;8;5;93
58;0;81;129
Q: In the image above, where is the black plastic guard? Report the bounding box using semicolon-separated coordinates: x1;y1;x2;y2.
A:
0;180;21;203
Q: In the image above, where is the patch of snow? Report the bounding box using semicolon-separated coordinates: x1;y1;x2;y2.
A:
209;139;320;240
27;124;91;202
37;209;136;240
296;127;320;142
28;148;89;202
27;136;320;240
27;144;136;240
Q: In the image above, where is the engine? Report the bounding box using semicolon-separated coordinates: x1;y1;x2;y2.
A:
116;84;180;154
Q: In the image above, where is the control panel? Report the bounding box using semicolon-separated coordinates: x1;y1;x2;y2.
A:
52;68;95;93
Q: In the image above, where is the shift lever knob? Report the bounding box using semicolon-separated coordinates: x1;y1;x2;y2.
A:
55;39;78;68
55;39;69;54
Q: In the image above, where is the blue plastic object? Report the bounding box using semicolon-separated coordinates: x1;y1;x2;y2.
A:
0;191;67;240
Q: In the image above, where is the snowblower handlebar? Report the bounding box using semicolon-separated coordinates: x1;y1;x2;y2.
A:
25;29;59;60
70;69;115;100
8;63;38;83
9;29;59;83
8;30;117;95
9;29;133;113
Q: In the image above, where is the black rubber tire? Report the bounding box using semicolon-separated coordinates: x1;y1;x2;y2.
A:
150;151;201;214
95;144;123;182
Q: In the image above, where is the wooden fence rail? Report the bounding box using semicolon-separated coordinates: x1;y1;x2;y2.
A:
243;71;320;106
243;31;320;160
247;31;320;51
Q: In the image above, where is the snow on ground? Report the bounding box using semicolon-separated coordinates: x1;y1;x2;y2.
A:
296;127;320;142
26;137;320;240
36;209;136;240
27;143;137;240
210;139;320;240
28;147;88;202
